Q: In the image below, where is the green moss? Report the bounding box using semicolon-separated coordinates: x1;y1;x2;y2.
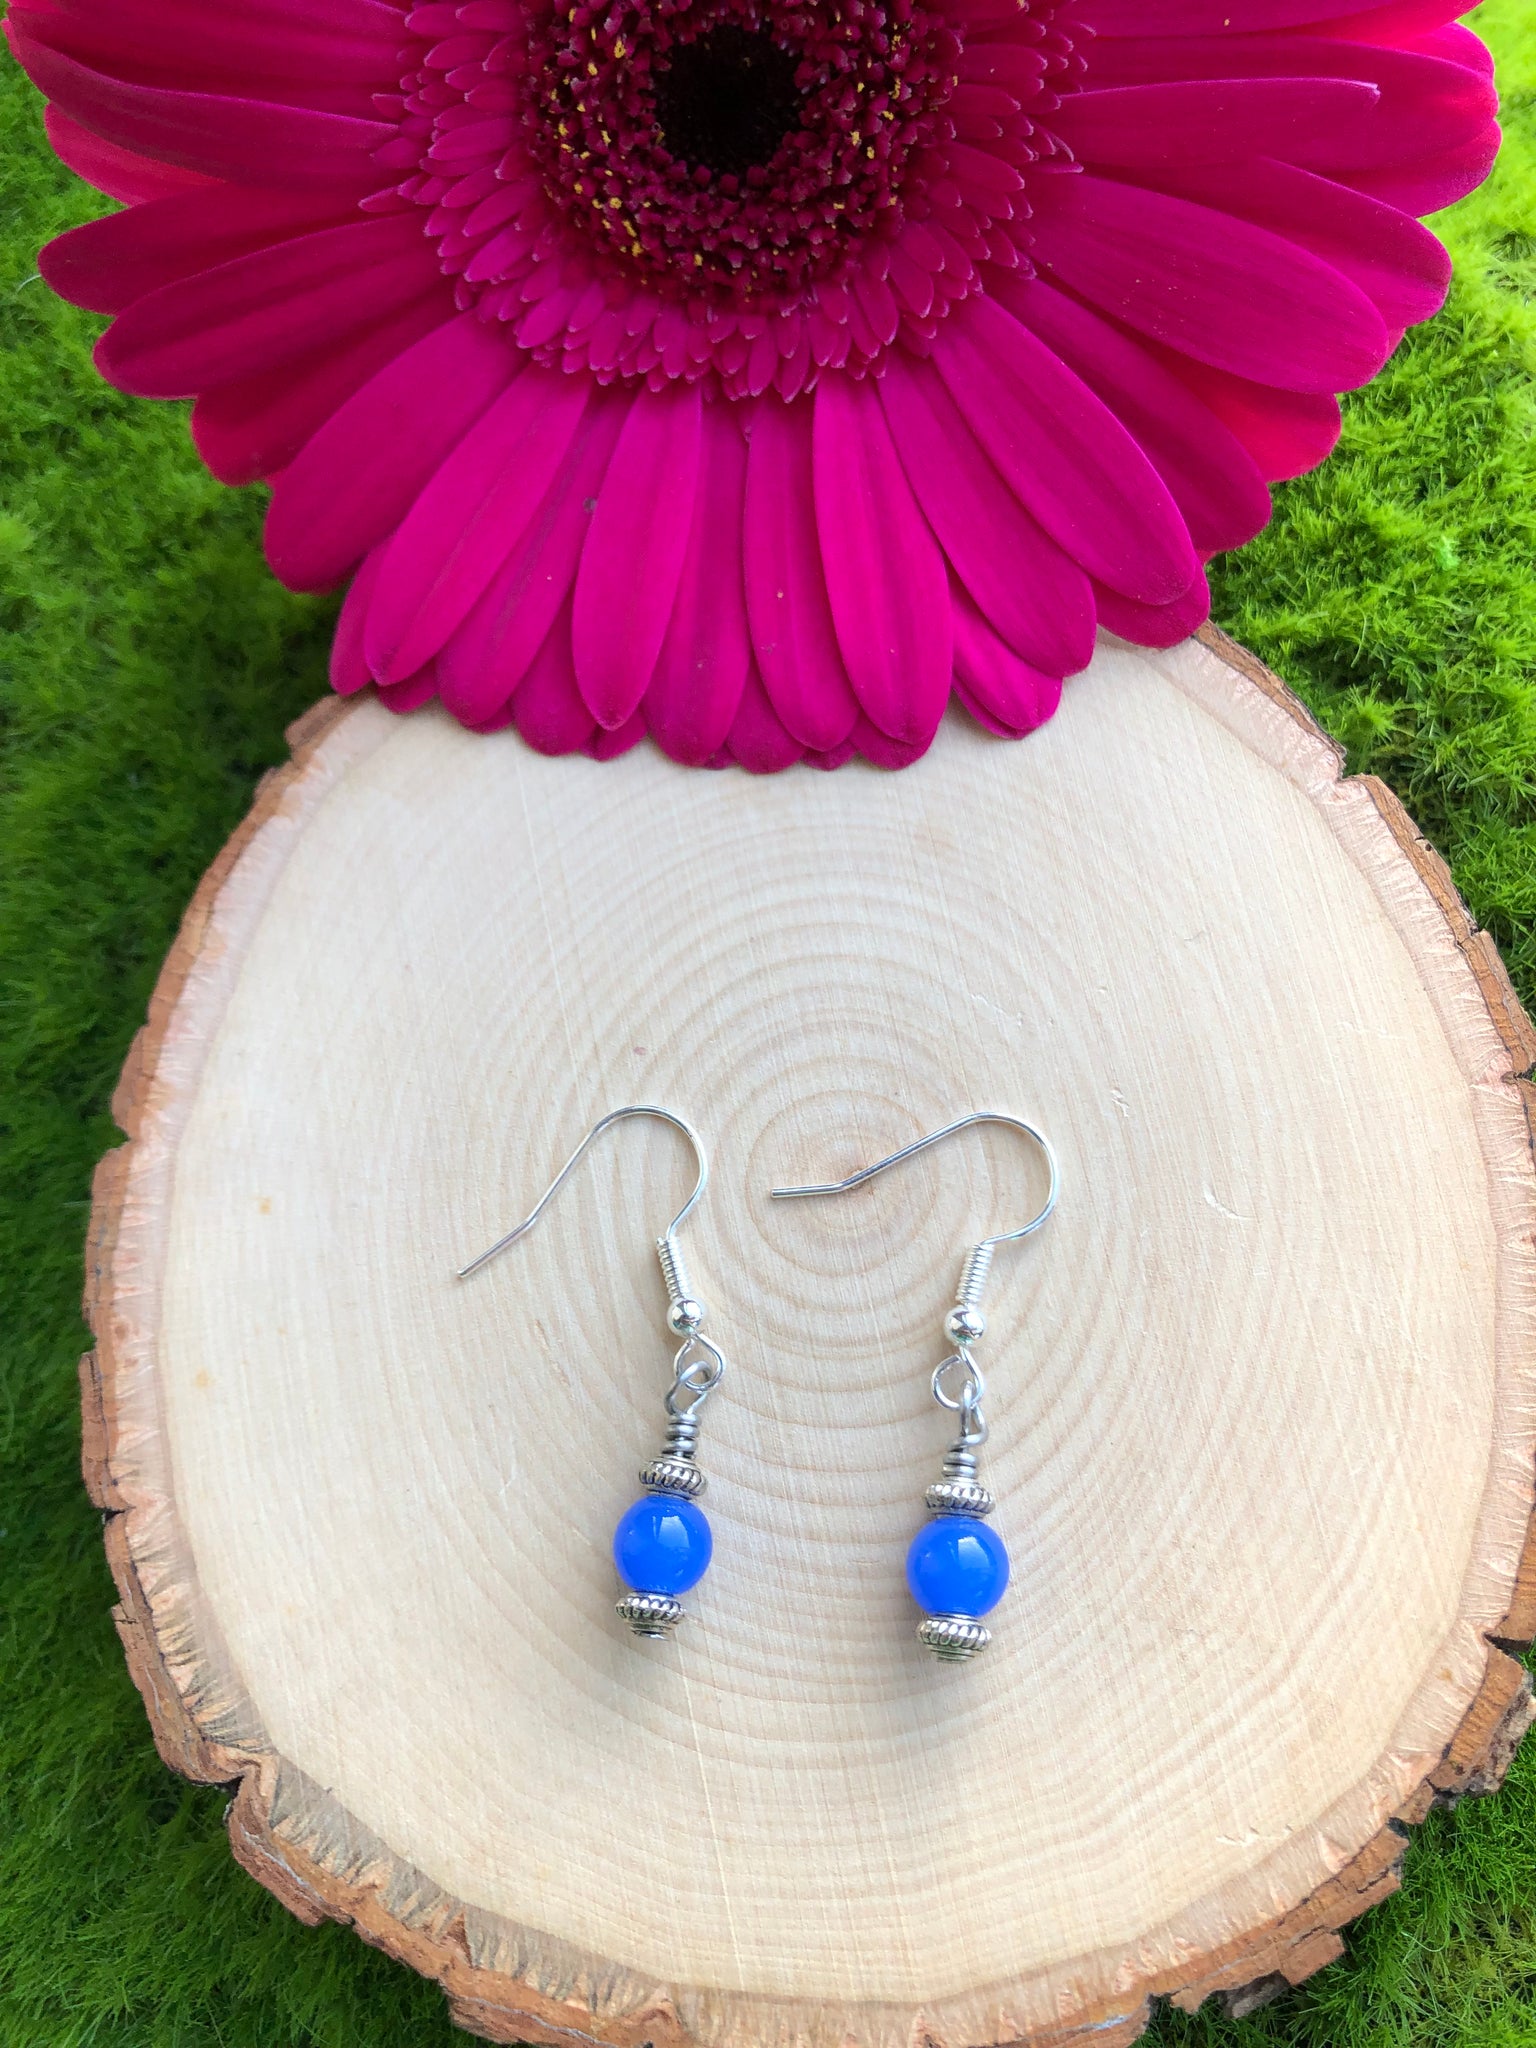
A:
1;5;1534;2041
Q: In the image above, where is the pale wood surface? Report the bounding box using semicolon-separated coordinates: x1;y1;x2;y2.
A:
86;630;1536;2046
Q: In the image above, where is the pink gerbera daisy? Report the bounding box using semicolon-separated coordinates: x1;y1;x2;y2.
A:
8;0;1499;770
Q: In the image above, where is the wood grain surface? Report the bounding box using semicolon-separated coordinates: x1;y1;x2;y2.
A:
84;628;1536;2045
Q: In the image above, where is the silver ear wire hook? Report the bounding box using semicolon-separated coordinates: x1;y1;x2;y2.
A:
460;1106;724;1640
770;1111;1059;1327
458;1104;707;1313
771;1112;1059;1662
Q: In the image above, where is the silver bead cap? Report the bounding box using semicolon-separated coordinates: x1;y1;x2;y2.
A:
917;1614;992;1661
617;1592;684;1638
640;1456;706;1498
924;1479;995;1517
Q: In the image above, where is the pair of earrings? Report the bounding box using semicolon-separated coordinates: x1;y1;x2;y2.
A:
460;1105;1059;1662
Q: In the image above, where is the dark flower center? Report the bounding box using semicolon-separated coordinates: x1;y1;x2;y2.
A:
522;0;960;307
652;26;806;182
404;0;1085;393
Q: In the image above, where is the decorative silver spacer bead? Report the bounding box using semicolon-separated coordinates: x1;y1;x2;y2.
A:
666;1297;706;1337
640;1455;707;1498
917;1614;992;1661
924;1479;995;1517
617;1592;684;1638
944;1304;987;1345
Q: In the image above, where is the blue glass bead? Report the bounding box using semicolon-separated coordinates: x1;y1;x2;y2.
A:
613;1495;713;1597
905;1515;1010;1617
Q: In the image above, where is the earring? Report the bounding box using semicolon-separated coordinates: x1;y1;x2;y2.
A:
772;1112;1059;1662
460;1106;727;1641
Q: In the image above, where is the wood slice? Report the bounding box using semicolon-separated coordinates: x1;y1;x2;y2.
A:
85;627;1536;2048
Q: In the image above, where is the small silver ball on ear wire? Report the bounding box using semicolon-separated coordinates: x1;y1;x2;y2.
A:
944;1304;986;1346
666;1296;705;1336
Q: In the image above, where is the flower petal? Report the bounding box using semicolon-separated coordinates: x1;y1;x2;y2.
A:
512;597;598;756
803;735;861;773
1030;172;1390;394
878;350;1095;676
1095;575;1212;648
742;395;859;751
364;367;591;684
572;380;702;728
436;389;629;724
951;585;1063;736
1412;23;1495;82
1343;119;1501;215
97;215;442;399
42;188;352;316
24;0;403;117
465;701;521;737
8;24;392;188
725;664;804;774
584;712;648;761
330;544;386;695
48;0;404;50
375;663;440;715
851;717;938;770
996;276;1271;555
1326;0;1480;36
1050;77;1380;168
1081;0;1408;28
955;683;1026;742
39;102;215;202
193;290;453;486
1151;352;1342;480
1135;155;1451;328
1078;35;1496;170
646;403;751;766
812;374;951;747
265;311;517;592
932;294;1201;604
